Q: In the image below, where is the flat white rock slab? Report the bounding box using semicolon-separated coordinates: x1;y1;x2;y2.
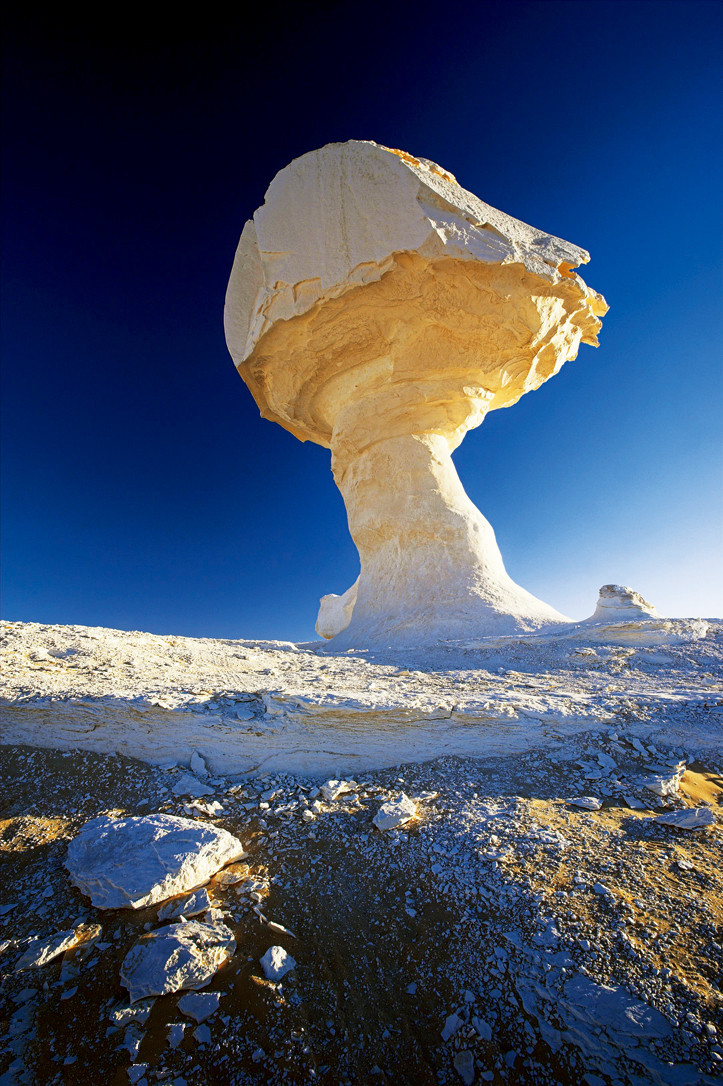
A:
120;920;235;1002
567;796;602;811
654;807;716;830
177;991;221;1022
16;924;100;969
66;814;245;909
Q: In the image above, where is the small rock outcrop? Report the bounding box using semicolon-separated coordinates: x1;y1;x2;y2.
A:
66;814;246;909
585;584;660;624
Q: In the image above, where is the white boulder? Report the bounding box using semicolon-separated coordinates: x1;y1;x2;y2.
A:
373;793;417;831
584;584;659;624
120;920;235;1002
316;580;359;640
66;814;246;909
260;945;296;981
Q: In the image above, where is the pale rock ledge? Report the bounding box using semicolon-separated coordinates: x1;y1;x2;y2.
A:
226;140;608;648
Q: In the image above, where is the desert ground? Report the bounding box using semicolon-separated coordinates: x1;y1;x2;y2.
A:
1;617;721;1085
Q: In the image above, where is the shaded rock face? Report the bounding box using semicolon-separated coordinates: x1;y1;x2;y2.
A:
225;141;607;648
65;814;246;909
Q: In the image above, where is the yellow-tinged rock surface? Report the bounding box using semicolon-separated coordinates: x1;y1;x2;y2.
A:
225;141;608;647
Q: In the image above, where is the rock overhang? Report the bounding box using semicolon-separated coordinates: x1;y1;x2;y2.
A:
225;140;607;449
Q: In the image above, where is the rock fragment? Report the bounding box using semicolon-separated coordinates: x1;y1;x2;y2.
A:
120;920;235;1002
259;945;296;981
15;924;100;969
173;774;214;798
158;888;211;922
454;1050;476;1085
320;779;357;802
441;1012;463;1042
190;752;209;778
66;814;246;909
654;807;715;831
643;773;681;798
567;796;602;811
177;991;221;1023
373;794;417;831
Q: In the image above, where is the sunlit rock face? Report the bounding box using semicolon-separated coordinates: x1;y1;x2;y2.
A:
225;141;608;648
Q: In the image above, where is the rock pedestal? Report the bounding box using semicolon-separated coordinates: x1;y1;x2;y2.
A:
225;141;607;647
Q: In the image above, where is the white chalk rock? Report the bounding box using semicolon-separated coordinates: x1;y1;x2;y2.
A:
190;752;209;778
567;796;602;811
177;991;221;1023
320;779;358;802
226;141;607;648
120;920;235;1002
158;888;212;922
655;807;716;830
316;580;359;640
173;774;214;798
373;793;417;831
66;814;246;909
584;584;660;624
16;924;100;969
643;773;681;798
260;945;296;981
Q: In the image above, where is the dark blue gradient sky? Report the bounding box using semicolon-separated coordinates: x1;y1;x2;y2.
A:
2;1;722;641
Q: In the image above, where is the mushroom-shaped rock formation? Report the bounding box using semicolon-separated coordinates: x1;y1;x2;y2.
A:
225;141;608;648
583;584;660;624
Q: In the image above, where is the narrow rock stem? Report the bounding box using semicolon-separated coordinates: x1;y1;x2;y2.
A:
329;431;567;647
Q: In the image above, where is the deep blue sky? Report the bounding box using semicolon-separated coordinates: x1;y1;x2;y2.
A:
2;1;722;641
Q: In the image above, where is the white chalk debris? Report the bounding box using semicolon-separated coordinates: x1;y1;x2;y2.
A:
66;813;246;909
372;794;417;831
121;920;235;1002
260;945;296;982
